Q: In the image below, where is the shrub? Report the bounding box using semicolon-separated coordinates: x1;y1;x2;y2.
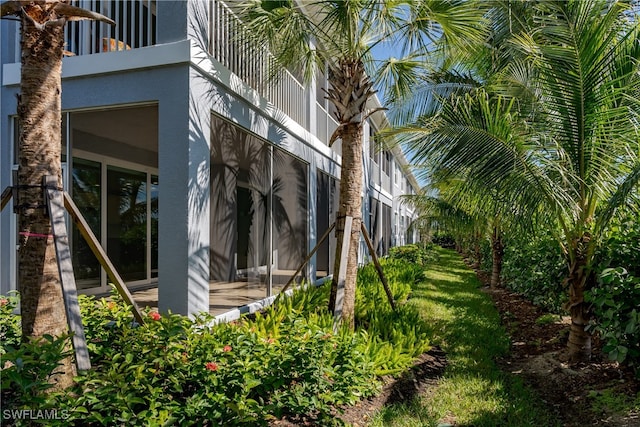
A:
387;244;437;266
0;257;430;425
586;210;640;372
501;230;567;313
432;232;456;248
0;291;20;354
1;334;73;408
597;210;640;277
355;261;413;319
586;268;640;372
355;259;431;375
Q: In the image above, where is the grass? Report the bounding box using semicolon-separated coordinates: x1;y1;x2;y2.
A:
369;247;558;427
588;388;640;415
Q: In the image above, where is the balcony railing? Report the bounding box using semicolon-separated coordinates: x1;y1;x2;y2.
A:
315;102;340;149
10;0;156;61
209;0;309;131
381;172;391;192
370;160;381;186
9;0;343;146
72;0;156;57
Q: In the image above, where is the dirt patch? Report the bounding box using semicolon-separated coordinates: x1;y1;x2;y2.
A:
484;285;640;427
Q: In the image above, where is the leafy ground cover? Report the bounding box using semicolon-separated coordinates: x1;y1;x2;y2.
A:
0;254;429;426
3;245;639;426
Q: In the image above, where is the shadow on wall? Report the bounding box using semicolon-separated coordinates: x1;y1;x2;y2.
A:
209;115;308;285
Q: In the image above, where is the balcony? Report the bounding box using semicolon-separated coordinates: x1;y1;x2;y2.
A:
8;0;340;146
208;0;315;136
7;1;155;61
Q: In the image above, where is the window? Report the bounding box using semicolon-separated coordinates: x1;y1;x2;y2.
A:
72;158;102;289
316;171;339;278
69;105;158;292
382;151;391;176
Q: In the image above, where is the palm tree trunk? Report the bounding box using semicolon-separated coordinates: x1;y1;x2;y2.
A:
473;231;481;269
329;122;364;329
17;10;76;390
566;233;592;362
490;226;504;288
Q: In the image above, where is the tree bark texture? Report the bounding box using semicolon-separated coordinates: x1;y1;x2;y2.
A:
326;57;372;328
566;232;593;362
17;4;76;389
473;239;481;269
329;122;363;329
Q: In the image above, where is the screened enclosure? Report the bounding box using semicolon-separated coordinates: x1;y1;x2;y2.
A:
209;115;308;300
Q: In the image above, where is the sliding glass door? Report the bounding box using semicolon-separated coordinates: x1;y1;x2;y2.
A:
210;115;308;303
71;158;158;293
71;158;102;289
107;166;148;282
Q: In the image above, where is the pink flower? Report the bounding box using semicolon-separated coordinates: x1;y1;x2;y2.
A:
0;298;8;307
205;362;218;372
265;337;275;344
149;311;161;321
107;301;116;310
223;345;232;352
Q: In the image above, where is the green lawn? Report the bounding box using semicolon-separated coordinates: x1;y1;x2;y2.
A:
369;247;558;427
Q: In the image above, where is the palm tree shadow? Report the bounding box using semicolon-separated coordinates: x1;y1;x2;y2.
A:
183;2;313;299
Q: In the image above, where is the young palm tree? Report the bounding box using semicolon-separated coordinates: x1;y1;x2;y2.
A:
395;0;640;362
236;0;485;327
406;94;530;289
1;0;114;389
511;0;640;362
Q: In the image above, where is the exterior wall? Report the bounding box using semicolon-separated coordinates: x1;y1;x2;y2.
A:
0;0;419;313
0;16;17;296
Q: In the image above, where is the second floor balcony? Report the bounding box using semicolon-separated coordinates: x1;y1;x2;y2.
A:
6;0;339;147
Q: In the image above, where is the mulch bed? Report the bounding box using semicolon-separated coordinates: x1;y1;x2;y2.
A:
336;346;448;426
479;273;640;427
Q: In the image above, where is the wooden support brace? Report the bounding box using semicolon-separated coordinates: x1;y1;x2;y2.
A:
1;186;12;211
333;215;352;332
361;223;397;312
276;221;336;303
44;177;91;371
62;191;145;325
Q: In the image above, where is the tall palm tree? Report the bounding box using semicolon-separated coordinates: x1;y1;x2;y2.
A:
394;0;640;362
1;0;114;389
236;0;485;327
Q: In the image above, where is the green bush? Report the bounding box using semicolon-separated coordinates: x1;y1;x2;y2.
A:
586;210;640;372
432;232;456;248
387;244;437;266
586;268;640;372
501;230;567;313
598;210;640;277
0;291;21;354
355;259;431;376
1;334;73;408
355;261;413;319
0;258;430;425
